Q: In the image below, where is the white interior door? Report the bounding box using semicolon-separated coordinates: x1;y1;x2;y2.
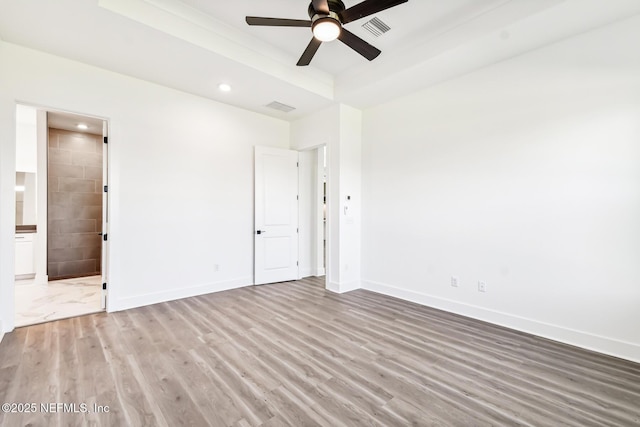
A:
254;146;299;285
101;121;109;309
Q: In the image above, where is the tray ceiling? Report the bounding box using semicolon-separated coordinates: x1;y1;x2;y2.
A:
1;0;639;120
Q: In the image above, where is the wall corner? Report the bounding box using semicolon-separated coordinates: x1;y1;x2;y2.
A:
327;280;361;294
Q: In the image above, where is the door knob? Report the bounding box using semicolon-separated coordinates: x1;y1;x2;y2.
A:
256;230;266;235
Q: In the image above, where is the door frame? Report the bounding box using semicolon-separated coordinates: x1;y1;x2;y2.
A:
101;120;109;309
314;145;326;277
253;144;329;285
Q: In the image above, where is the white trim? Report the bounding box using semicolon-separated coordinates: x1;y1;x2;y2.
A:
315;147;326;281
112;277;252;312
313;267;325;277
327;280;361;294
362;279;640;364
34;274;48;285
34;109;47;287
326;281;340;293
298;269;313;279
0;320;4;343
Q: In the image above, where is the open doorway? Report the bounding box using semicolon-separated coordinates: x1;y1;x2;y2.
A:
314;145;327;277
296;145;326;281
253;145;327;286
14;104;108;327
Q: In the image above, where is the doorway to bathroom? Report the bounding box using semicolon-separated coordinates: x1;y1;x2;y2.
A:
14;104;108;327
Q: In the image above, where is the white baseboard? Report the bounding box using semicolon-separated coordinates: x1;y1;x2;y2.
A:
298;269;313;280
113;276;252;312
362;279;640;364
327;280;361;294
0;320;4;344
15;274;48;286
300;268;326;279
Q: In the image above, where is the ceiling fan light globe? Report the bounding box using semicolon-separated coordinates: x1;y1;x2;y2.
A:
312;18;341;42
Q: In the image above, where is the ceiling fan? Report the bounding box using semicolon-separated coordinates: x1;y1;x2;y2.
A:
246;0;408;66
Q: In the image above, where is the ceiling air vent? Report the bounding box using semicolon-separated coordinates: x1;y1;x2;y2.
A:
362;17;391;37
266;101;296;113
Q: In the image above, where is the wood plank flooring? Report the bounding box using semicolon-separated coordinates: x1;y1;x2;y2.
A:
1;276;639;426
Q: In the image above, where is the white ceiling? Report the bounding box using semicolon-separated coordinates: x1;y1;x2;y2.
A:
1;0;639;121
48;111;104;136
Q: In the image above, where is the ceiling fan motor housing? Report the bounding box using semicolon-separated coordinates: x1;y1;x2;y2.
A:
246;0;408;65
308;0;346;19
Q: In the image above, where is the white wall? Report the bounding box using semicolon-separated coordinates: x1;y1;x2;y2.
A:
292;108;336;280
290;105;339;152
0;51;16;333
0;42;289;331
361;16;640;362
15;104;37;173
291;105;363;293
331;105;362;292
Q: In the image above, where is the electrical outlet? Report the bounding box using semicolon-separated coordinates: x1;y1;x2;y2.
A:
451;276;459;287
478;281;487;292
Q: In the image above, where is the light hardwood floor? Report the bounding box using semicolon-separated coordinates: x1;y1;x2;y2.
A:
1;276;638;426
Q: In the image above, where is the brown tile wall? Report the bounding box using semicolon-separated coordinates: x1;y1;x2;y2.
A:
48;128;103;280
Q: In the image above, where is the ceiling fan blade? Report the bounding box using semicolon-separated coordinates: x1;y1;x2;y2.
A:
312;0;330;14
246;16;312;27
338;28;381;61
340;0;408;24
297;38;323;66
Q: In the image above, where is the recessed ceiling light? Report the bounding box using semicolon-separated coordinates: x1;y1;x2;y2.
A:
218;83;232;92
77;124;88;130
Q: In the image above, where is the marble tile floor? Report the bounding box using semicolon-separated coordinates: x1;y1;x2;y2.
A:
14;275;103;327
